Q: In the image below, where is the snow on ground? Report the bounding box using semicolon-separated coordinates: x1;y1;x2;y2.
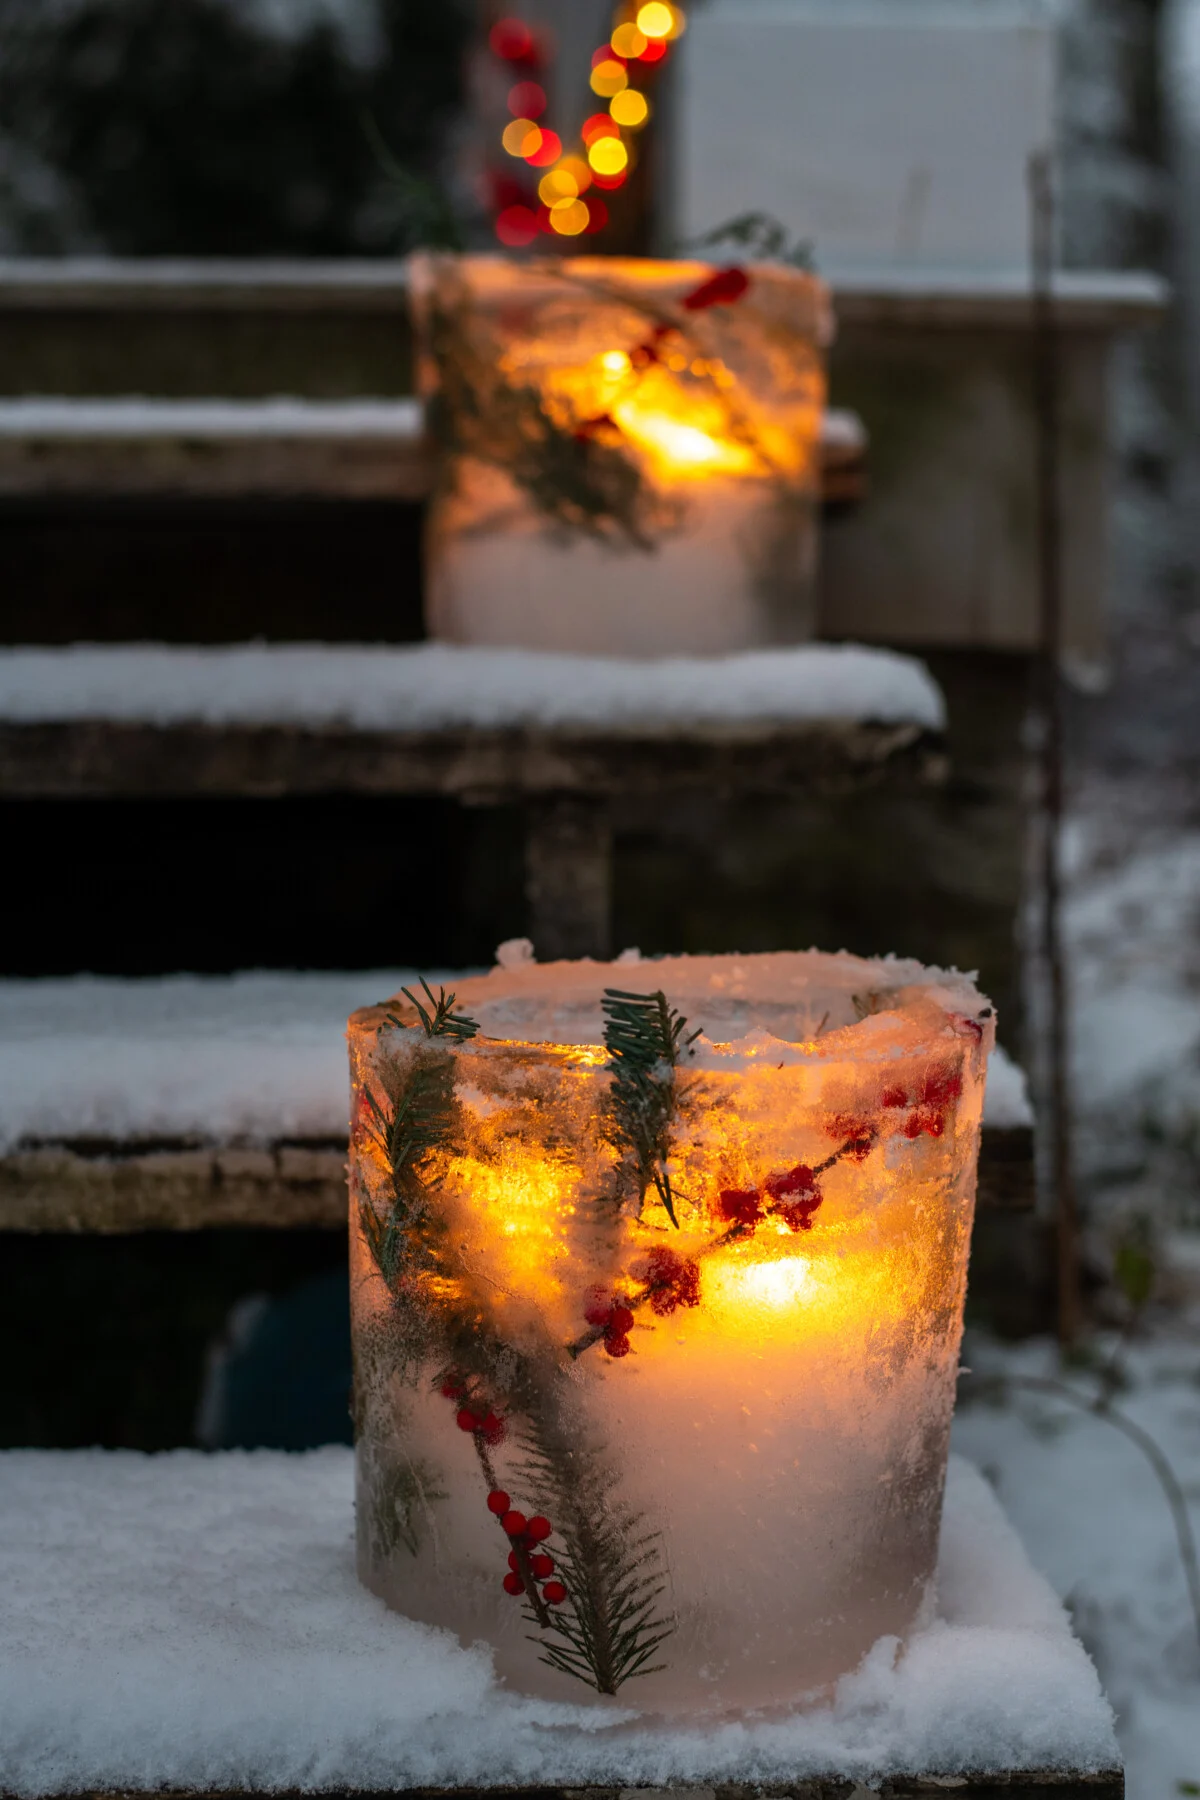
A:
0;969;1024;1150
954;1334;1200;1800
0;398;423;437
0;1449;1116;1794
0;641;946;733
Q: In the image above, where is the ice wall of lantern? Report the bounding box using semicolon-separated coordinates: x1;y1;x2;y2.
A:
411;254;830;657
348;950;993;1712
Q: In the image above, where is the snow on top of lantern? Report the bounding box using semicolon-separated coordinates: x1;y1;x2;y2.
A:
0;1446;1117;1793
368;948;991;1064
0;641;944;734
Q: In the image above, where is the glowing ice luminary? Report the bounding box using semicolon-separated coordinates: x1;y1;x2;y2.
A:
410;254;831;656
348;950;993;1712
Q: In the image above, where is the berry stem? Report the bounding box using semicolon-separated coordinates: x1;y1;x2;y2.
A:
472;1433;552;1627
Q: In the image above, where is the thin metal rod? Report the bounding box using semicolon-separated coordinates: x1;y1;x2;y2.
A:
1029;151;1082;1346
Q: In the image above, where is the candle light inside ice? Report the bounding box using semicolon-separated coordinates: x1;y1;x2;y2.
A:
348;951;993;1712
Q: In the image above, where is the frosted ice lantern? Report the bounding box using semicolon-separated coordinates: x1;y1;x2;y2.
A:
411;254;831;655
348;951;992;1711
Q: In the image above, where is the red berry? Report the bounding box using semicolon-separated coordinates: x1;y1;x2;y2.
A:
609;1305;635;1335
502;1571;524;1596
507;1549;522;1572
765;1163;817;1202
583;1287;615;1327
531;1553;554;1577
718;1188;763;1227
636;1245;702;1316
920;1063;963;1109
880;1085;908;1109
487;1489;510;1515
604;1332;631;1358
440;1378;464;1399
542;1580;567;1605
456;1408;481;1433
481;1412;507;1447
526;1516;552;1541
501;1510;528;1537
681;266;750;311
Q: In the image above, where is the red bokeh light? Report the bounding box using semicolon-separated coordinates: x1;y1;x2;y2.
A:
590;167;628;191
490;18;539;65
583;196;610;234
582;111;620;144
489;170;534;211
638;37;668;61
524;127;562;167
495;204;540;247
507;80;546;119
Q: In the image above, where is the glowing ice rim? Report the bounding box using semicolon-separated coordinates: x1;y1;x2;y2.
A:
348;949;994;1716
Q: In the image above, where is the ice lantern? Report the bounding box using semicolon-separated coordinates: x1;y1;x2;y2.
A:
349;951;993;1713
411;254;831;656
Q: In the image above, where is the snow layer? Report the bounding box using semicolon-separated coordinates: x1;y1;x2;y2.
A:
0;1449;1116;1794
0;970;1020;1150
0;398;422;438
0;641;946;733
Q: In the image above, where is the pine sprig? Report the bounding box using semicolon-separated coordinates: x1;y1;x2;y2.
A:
390;975;479;1042
358;1042;461;1292
602;987;701;1228
513;1410;674;1694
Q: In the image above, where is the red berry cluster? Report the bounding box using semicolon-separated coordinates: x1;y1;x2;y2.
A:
487;1490;566;1606
717;1164;823;1234
442;1377;507;1447
823;1115;876;1160
632;1245;701;1316
584;1289;636;1357
880;1061;963;1141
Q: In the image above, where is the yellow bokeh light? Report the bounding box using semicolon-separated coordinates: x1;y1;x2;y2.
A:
611;22;648;57
590;57;629;98
558;153;593;193
587;135;629;176
501;117;541;158
538;168;579;205
609;88;649;128
549;197;590;236
636;2;678;39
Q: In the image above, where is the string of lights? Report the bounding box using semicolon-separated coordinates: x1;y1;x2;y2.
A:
488;3;687;246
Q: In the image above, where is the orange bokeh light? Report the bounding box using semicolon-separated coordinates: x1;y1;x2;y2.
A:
582;111;620;145
525;127;562;168
501;117;542;158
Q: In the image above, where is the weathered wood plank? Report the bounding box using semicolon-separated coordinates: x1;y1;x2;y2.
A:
0;1121;1030;1233
0;720;945;802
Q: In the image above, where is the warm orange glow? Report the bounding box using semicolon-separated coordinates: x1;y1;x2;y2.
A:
609;88;649;128
538;168;579;205
587;135;629;176
612;395;760;477
501;117;541;158
706;1253;816;1311
611;22;648;57
557;154;593;194
590;57;629;98
549;197;590;237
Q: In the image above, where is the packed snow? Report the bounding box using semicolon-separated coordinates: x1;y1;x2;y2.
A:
0;641;946;734
954;1336;1200;1800
0;969;1021;1150
0;1449;1115;1794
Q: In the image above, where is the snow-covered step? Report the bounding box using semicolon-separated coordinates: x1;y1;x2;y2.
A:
0;395;864;500
0;971;1032;1232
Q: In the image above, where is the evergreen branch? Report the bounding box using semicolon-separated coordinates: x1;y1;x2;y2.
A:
391;975;479;1042
358;1039;462;1296
513;1408;675;1694
601;987;701;1228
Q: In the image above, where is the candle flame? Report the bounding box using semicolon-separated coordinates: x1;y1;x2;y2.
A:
707;1255;815;1311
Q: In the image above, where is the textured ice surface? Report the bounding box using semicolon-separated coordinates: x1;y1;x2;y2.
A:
349;950;993;1710
0;1448;1117;1795
0;969;1019;1150
0;641;945;731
